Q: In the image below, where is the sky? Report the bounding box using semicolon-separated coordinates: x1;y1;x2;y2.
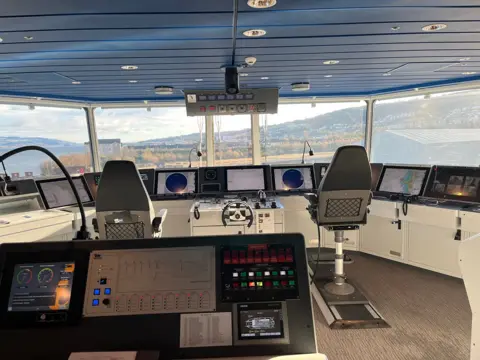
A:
0;101;365;144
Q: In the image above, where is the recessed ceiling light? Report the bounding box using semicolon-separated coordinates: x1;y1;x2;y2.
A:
121;65;138;70
240;73;249;77
324;75;333;78
460;57;471;61
291;82;310;92
128;80;138;83
72;81;81;84
323;60;339;65
462;72;477;75
391;26;401;31
154;86;174;95
325;85;331;87
414;88;420;91
383;73;392;76
195;78;203;82
243;29;267;37
247;0;276;8
422;23;447;32
24;36;33;40
0;38;3;42
261;77;269;80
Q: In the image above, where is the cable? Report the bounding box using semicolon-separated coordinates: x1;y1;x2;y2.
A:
301;140;314;164
0;146;90;240
311;224;322;285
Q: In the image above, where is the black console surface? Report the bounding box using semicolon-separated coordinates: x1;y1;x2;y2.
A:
0;234;315;359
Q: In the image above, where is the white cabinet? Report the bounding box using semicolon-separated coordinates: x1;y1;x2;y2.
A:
360;215;404;261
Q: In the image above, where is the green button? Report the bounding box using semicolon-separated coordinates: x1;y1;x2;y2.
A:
240;272;247;277
256;271;262;277
272;271;278;276
273;281;280;286
241;282;248;288
257;282;263;287
289;280;295;286
288;270;294;276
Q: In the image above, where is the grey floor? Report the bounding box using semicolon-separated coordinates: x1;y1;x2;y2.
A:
313;253;472;360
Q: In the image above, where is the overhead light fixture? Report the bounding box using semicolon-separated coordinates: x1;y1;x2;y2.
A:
383;73;392;76
324;75;333;78
240;73;249;77
422;23;447;32
128;80;138;83
245;56;257;66
391;26;401;31
462;72;477;75
291;82;311;92
195;78;203;82
247;0;276;8
72;81;81;84
414;88;420;91
24;36;34;40
261;77;269;80
323;60;339;65
0;38;3;42
154;86;174;95
243;29;267;37
143;100;149;104
460;57;471;61
121;65;138;70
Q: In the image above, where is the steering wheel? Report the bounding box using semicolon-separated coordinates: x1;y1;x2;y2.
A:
221;201;254;228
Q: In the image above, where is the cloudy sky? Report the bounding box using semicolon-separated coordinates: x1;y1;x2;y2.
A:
0;101;365;144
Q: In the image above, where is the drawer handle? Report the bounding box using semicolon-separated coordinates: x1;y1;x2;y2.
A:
390;250;401;257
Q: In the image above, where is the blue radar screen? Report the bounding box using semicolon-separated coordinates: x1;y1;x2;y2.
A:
282;169;304;189
166;173;188;193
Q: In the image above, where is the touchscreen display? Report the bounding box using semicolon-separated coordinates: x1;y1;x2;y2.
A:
238;302;284;340
38;177;92;208
378;167;428;195
8;262;75;312
426;166;480;200
227;168;265;191
273;167;314;191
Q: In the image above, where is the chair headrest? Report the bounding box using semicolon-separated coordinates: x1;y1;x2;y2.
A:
96;160;151;212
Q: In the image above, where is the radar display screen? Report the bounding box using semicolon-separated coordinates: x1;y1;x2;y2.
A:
8;262;75;312
156;170;197;195
37;177;93;208
377;166;430;196
273;166;314;192
238;302;284;340
424;166;480;202
226;168;266;192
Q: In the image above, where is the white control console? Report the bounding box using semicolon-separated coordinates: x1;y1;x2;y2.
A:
83;246;216;317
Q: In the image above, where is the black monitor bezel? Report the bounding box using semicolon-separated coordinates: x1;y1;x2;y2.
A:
376;165;431;196
83;172;102;200
370;163;384;192
154;168;199;196
36;175;94;209
138;168;155;195
225;165;269;193
423;165;480;203
271;165;316;192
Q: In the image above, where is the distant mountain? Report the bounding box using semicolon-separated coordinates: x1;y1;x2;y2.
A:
0;136;80;149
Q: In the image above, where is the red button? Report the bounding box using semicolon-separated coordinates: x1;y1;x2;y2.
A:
233;282;239;288
209;105;216;111
255;250;262;263
224;251;231;264
281;280;288;287
232;250;239;264
262;250;270;263
278;249;286;262
239;251;246;264
249;282;256;288
270;249;277;263
286;248;293;262
200;106;206;112
265;281;272;288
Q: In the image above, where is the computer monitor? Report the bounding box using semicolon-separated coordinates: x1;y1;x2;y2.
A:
226;167;267;192
370;163;383;191
36;176;93;209
84;172;102;199
424;165;480;203
376;165;430;196
272;165;315;192
155;169;198;195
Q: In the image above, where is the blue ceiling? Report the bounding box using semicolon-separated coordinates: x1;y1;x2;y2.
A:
1;0;480;102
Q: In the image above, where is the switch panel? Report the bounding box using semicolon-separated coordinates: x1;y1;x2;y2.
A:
83;246;216;317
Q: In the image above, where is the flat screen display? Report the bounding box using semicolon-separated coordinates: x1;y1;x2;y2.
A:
424;166;480;202
238;302;284;340
156;170;197;195
273;166;314;191
139;169;155;195
377;166;429;196
226;168;265;192
8;262;75;312
370;163;383;191
37;177;93;209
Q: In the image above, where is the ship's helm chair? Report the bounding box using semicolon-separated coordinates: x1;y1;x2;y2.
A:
93;161;167;240
306;145;371;296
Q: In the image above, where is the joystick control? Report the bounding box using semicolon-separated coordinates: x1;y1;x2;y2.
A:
255;202;261;209
271;201;277;209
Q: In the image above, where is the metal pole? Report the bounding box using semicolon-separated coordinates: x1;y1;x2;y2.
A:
334;230;344;285
251;113;261;165
364;99;375;160
206;115;214;166
85;107;101;172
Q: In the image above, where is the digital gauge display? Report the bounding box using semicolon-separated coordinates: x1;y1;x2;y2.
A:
8;262;75;312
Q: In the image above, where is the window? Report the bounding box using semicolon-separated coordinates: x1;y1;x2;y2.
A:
0;105;90;179
372;90;480;166
214;115;252;166
94;107;205;169
260;102;366;164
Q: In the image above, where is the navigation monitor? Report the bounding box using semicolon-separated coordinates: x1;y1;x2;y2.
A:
273;165;315;192
424;166;480;202
37;176;93;209
226;167;266;192
238;303;285;340
155;169;198;195
139;169;155;195
8;262;75;312
377;166;430;196
84;172;102;199
370;163;383;191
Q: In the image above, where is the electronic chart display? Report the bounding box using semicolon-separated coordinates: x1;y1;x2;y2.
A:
424;166;480;202
37;177;93;209
238;303;285;340
226;168;266;192
8;262;75;312
273;166;314;192
155;170;197;195
377;166;429;196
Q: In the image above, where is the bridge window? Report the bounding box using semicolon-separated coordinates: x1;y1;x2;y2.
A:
260;102;367;164
0;105;90;179
371;90;480;166
94;107;205;169
214;115;252;166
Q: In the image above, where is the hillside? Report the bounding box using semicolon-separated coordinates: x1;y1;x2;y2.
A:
0;136;80;149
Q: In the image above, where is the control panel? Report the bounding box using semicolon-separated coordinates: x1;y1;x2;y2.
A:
83;246;216;316
221;244;298;302
184;89;279;116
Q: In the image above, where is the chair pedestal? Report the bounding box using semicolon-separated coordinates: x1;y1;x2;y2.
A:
324;230;355;296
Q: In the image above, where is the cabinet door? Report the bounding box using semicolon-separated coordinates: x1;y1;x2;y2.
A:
360;215;403;260
407;223;461;278
324;230;359;250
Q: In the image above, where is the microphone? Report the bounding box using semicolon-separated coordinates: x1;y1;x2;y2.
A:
301;140;314;164
188;145;203;168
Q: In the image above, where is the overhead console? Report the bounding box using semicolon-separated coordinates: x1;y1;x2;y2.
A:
184;89;279;116
0;234;316;358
